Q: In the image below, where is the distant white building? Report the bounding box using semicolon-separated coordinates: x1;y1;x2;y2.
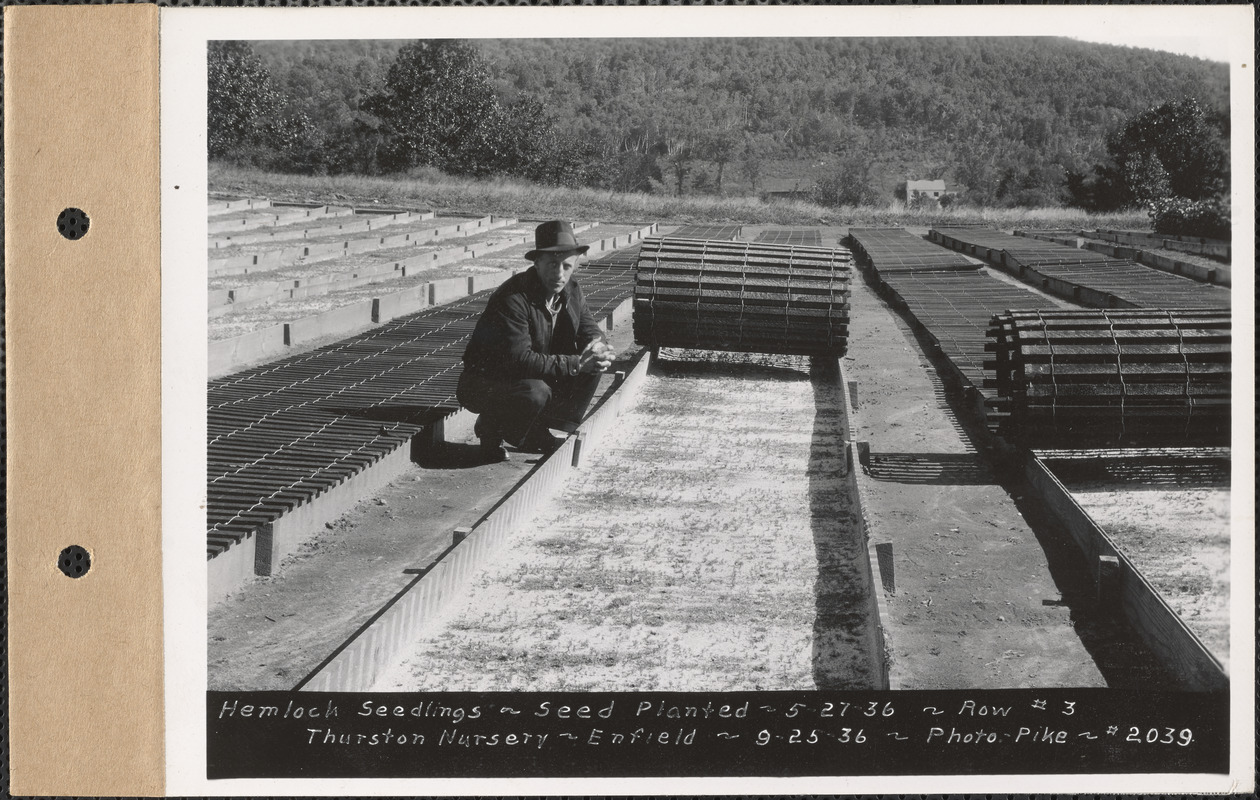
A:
906;179;949;206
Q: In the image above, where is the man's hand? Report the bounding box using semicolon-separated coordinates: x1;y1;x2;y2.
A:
578;340;615;374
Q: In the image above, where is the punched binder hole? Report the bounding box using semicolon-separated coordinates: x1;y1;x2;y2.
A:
57;207;90;240
58;545;91;578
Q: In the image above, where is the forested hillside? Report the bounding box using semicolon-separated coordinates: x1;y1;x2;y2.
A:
241;37;1228;208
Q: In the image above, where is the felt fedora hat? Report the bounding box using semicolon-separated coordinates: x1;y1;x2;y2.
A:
525;220;589;261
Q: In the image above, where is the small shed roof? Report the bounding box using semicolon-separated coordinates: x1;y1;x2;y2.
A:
907;179;947;193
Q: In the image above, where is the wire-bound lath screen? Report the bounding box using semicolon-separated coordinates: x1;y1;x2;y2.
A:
984;309;1231;447
848;227;979;273
633;237;852;357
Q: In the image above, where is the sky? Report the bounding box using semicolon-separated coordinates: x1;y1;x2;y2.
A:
1070;34;1229;63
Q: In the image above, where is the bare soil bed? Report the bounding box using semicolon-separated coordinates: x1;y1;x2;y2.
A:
1068;485;1231;665
208;259;503;342
372;351;879;692
207;222;644;342
210;207;297;226
1076;232;1229;278
208;215;480;258
207;220;534;289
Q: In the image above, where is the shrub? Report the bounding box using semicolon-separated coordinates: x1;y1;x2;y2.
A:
1148;195;1230;240
208;42;284;160
907;193;937;212
812;163;881;208
1069;98;1229;213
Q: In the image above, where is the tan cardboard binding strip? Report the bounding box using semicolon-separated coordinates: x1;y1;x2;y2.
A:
4;5;164;795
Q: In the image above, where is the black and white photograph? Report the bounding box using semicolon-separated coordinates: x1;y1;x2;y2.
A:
159;5;1253;793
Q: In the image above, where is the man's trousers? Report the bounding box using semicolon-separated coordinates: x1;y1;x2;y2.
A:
456;369;601;447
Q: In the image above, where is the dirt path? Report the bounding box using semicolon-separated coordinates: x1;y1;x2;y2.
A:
373;351;879;691
842;268;1146;689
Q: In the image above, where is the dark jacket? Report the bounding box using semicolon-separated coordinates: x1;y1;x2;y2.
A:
462;267;604;382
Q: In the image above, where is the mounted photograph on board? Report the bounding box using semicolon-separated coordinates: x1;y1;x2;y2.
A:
159;4;1254;794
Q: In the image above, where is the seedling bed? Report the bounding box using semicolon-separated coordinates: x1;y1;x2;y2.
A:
372;351;881;691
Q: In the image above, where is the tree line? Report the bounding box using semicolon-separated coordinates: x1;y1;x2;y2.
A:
209;40;583;185
210;37;1229;226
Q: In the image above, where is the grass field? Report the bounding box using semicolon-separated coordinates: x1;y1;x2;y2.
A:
210;163;1151;231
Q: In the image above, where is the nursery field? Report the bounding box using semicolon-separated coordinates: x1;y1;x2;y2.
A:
206;184;1236;694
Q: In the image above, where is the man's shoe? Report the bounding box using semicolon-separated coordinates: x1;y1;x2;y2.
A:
522;430;565;455
473;416;509;462
550;419;581;435
479;437;509;463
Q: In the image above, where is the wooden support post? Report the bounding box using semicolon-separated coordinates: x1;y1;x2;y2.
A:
571;431;585;468
426;418;445;448
847;380;859;409
253;524;275;576
1097;554;1121;613
452;526;471;546
874;541;895;594
856;440;872;470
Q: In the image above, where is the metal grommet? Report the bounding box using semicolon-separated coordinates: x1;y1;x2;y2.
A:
58;545;91;578
57;207;90;240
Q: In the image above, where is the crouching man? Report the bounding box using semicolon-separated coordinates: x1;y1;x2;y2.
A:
457;220;615;462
